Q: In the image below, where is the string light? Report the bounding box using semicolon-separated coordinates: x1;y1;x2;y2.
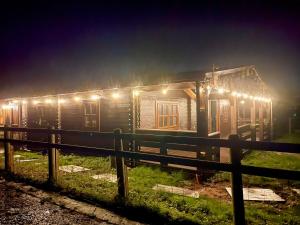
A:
231;91;237;97
242;94;249;99
133;90;140;97
58;99;66;104
12;100;19;104
162;88;168;95
90;95;100;100
22;100;28;104
73;96;81;102
44;99;53;104
2;104;14;109
240;100;245;104
112;92;120;99
217;88;225;95
32;100;40;105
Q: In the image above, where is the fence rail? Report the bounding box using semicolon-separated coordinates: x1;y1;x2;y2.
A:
0;126;299;225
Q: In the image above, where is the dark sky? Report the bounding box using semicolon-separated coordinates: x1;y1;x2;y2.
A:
0;1;299;100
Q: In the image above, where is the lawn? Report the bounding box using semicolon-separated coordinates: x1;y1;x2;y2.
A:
1;133;299;224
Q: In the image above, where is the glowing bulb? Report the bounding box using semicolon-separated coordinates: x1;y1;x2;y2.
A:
240;100;245;104
32;100;40;105
12;100;19;104
133;90;140;97
112;92;120;99
243;94;249;99
90;95;100;100
231;91;237;96
74;96;81;102
206;85;211;90
22;100;28;104
162;89;168;95
58;99;66;104
236;92;242;97
218;88;224;94
44;99;53;104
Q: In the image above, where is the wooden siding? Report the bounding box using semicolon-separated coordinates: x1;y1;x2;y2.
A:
139;90;196;131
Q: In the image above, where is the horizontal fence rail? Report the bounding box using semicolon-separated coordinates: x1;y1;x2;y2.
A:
0;126;299;225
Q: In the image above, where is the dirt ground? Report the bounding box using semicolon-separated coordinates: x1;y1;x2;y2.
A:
0;178;142;225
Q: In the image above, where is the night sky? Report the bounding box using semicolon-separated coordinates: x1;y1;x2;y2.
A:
0;1;299;101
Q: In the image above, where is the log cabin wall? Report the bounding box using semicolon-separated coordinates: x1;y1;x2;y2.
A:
100;90;131;132
139;90;196;131
26;103;58;151
60;98;106;148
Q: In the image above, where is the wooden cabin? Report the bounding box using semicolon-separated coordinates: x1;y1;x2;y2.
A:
0;65;273;162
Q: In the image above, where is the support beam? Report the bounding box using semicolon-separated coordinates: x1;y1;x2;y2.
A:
195;81;208;137
230;96;238;134
270;101;273;140
184;89;196;99
259;103;264;141
250;100;256;141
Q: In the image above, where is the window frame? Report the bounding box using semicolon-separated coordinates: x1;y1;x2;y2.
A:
156;101;179;129
83;100;98;129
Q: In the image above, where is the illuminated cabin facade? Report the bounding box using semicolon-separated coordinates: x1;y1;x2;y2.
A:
0;65;273;162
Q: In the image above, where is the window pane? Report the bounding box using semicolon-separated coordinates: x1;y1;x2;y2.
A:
163;116;168;127
173;116;177;125
159;116;163;127
163;104;168;115
160;104;163;115
170;116;173;126
172;105;177;116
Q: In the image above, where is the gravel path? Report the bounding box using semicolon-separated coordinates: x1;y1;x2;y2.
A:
0;179;109;225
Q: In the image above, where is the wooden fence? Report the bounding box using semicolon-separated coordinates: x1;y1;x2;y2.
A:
0;126;300;225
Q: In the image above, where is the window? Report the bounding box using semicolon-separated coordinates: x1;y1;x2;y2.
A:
156;101;179;129
12;107;19;125
83;101;97;129
0;109;4;125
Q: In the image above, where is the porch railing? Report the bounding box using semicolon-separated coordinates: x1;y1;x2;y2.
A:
0;126;300;225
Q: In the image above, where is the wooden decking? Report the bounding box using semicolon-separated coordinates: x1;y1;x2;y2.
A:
139;146;208;171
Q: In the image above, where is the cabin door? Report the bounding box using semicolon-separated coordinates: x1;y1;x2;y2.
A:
219;100;231;138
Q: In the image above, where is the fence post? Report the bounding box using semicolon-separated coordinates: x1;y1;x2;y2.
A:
160;137;167;167
114;128;128;200
4;125;14;173
250;125;256;142
48;126;58;185
229;134;245;225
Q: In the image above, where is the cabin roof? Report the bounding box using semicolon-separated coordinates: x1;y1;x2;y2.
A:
0;65;267;101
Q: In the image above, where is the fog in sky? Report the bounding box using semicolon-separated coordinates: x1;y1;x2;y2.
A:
0;1;299;100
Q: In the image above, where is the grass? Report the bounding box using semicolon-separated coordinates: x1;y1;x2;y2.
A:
210;133;300;224
1;133;300;224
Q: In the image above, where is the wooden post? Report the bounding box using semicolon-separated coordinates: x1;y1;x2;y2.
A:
160;137;167;167
250;100;256;141
4;125;14;173
196;81;201;136
114;128;128;200
128;89;136;166
48;126;58;185
229;134;245;225
259;103;264;141
230;96;238;134
270;101;273;140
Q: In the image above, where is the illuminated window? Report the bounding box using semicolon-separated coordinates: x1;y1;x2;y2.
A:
156;101;179;129
83;101;97;129
0;109;4;125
